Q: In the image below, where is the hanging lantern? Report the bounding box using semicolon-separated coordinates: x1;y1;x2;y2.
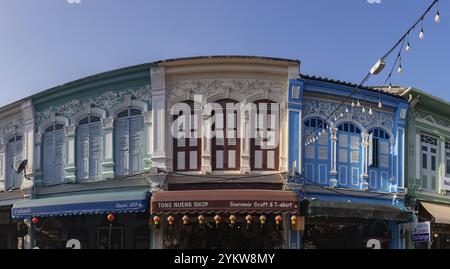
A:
214;215;222;227
259;215;266;229
182;215;189;225
291;215;298;226
246;215;253;224
275;215;283;231
198;215;205;225
275;215;283;225
107;213;115;223
153;215;161;226
31;217;40;225
229;215;237;225
167;215;175;225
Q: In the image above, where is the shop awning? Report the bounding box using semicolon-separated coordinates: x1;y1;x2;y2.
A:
306;200;411;222
420;201;450;224
150;189;299;215
11;191;150;219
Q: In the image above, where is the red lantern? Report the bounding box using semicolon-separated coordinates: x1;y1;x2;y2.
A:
198;215;205;224
229;215;237;224
31;217;40;224
153;215;161;225
167;215;175;225
214;215;222;225
107;213;115;222
246;215;253;224
259;215;266;225
182;215;189;225
275;215;283;225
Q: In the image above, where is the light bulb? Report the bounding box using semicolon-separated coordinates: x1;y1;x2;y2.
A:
352;100;355;107
419;28;425;39
334;116;337;122
322;129;326;134
406;42;411;52
378;101;383;109
362;107;366;113
388;83;392;90
369;107;373;116
312;137;316;142
435;11;440;23
397;65;402;74
357;100;361;107
345;107;349;113
340;112;344;118
316;136;319;140
318;132;322;137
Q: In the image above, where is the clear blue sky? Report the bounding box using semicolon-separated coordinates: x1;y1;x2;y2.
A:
0;0;448;107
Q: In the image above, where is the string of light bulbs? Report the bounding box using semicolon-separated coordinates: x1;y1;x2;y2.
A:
304;0;441;147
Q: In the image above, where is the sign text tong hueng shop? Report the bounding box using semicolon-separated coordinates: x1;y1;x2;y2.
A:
154;200;297;213
150;190;299;214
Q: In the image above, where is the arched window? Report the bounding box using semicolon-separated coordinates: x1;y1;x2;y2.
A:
77;115;102;182
337;123;361;188
420;133;438;192
173;101;201;171
43;123;65;185
251;100;279;171
115;108;144;176
303;118;330;184
212;99;240;171
368;128;390;191
6;135;23;189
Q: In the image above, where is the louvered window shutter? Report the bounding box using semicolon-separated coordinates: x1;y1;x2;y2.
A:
117;118;130;176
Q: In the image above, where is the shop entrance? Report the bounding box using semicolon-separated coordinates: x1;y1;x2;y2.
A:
161;214;286;249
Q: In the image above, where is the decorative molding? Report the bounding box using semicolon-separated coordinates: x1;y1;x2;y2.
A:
102;117;114;129
36;84;151;129
303;98;394;134
416;111;450;131
65;124;76;137
166;79;287;104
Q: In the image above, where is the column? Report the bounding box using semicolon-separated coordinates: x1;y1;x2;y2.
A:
150;67;167;170
143;111;152;171
21;100;35;189
329;127;338;187
102;117;115;180
64;124;76;183
0;144;5;191
361;132;369;191
34;133;43;185
201;112;212;174
240;105;251;174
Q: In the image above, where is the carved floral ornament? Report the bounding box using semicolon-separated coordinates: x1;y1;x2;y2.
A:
0;117;24;144
166;79;288;104
36;84;151;129
416;111;450;129
303;98;394;134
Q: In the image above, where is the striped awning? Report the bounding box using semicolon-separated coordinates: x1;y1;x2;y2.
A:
11;191;150;219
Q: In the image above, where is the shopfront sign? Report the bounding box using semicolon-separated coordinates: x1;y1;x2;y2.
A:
151;190;299;214
412;221;431;242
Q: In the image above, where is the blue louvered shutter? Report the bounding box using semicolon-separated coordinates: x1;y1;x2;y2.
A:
89;123;102;178
129;116;143;173
77;125;90;181
43;133;54;184
54;130;65;184
117;118;129;176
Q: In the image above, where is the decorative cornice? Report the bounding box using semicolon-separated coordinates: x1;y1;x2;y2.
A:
303;98;394;134
166;79;287;104
36;84;151;129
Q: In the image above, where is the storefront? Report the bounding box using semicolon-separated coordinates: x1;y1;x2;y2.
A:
150;189;300;249
301;198;411;249
0;206;18;249
11;190;151;249
415;201;450;249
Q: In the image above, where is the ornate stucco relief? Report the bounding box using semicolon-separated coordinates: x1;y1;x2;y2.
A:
416;111;450;130
303;98;394;134
166;79;287;104
36;84;151;129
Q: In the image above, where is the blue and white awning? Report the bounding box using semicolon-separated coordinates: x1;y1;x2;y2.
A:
11;191;150;219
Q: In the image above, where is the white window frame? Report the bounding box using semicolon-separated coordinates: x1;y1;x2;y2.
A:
420;134;438;192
